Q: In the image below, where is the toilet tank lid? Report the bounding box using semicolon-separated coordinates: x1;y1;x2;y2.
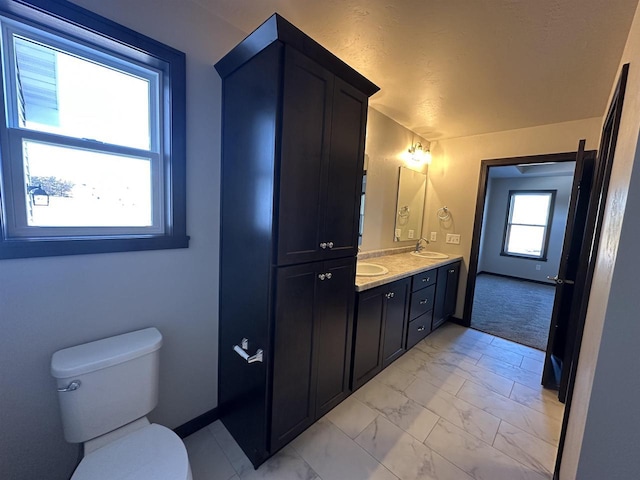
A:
51;328;163;378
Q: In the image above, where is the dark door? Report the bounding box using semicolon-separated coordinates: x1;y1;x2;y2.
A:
542;140;595;391
277;47;333;265
433;262;461;330
271;263;318;452
382;278;411;367
315;258;356;417
352;287;385;389
323;77;368;260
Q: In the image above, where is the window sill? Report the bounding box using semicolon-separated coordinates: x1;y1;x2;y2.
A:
500;252;547;261
0;235;190;260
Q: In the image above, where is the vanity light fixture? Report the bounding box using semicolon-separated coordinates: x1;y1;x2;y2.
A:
408;142;432;164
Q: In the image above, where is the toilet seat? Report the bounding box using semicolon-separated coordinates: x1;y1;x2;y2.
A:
72;423;191;480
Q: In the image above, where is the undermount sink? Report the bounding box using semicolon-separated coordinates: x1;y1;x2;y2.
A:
410;251;450;259
356;262;389;277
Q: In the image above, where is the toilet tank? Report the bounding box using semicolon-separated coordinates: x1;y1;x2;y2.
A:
51;328;163;443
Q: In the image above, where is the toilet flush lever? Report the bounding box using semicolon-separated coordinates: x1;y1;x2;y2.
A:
58;380;81;392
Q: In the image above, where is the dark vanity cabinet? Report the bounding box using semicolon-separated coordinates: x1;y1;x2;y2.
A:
271;258;355;452
407;270;437;348
352;278;410;390
352;260;462;390
433;261;461;330
216;14;378;468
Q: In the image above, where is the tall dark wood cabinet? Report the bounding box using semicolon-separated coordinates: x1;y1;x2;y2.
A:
215;14;379;468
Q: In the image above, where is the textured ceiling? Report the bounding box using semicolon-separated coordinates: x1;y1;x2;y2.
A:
198;0;638;140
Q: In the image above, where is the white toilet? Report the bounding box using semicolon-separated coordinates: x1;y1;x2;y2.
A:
51;327;192;480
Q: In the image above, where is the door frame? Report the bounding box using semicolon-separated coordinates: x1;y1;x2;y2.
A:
462;150;596;327
553;63;629;480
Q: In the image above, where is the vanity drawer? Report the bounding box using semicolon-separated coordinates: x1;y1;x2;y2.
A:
407;312;432;348
412;270;436;292
409;284;435;320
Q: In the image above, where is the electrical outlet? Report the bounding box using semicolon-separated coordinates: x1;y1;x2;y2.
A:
408;229;415;239
395;228;402;239
446;234;461;244
430;232;437;241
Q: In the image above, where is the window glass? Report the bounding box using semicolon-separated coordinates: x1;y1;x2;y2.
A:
503;191;554;259
13;35;153;150
23;140;153;227
510;194;551;225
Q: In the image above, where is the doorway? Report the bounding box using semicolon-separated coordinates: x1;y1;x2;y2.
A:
470;161;577;351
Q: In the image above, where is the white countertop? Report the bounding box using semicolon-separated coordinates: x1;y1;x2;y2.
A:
355;252;463;292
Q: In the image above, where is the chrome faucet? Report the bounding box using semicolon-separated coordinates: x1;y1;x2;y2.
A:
415;237;430;252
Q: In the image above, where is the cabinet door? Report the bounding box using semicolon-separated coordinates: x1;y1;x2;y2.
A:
277;47;333;265
323;77;368;260
433;262;461;330
315;258;355;417
352;287;385;390
271;264;318;452
382;278;410;367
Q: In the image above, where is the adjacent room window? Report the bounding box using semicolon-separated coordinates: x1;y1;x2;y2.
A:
0;1;187;259
502;190;555;259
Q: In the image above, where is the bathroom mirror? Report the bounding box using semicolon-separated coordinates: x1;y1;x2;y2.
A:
394;167;427;242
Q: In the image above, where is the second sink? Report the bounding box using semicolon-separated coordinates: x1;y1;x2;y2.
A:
410;251;450;259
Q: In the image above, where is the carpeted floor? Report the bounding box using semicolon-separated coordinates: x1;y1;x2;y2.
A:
471;273;555;350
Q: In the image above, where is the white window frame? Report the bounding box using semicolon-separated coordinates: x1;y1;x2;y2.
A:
0;19;165;238
502;190;556;260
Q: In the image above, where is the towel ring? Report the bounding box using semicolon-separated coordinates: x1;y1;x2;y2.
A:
437;206;451;221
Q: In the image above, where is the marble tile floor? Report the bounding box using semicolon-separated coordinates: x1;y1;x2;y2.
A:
184;323;564;480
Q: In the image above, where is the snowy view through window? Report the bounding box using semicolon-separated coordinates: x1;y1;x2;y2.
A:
15;35;156;228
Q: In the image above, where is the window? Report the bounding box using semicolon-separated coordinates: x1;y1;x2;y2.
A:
502;190;555;259
0;0;187;259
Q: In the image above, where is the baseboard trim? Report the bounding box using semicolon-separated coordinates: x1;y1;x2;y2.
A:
448;316;469;327
174;407;219;439
478;271;554;286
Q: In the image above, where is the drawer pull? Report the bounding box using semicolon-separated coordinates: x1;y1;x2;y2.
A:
385;292;395;299
422;277;430;282
417;326;425;332
449;269;455;274
419;299;428;305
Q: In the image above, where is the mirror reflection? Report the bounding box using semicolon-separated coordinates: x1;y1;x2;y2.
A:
394;167;427;242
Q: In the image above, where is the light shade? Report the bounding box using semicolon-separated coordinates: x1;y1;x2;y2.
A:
408;142;431;164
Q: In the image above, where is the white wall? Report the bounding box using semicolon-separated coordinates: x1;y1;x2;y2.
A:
479;174;574;283
0;2;245;479
424;117;602;317
360;108;429;252
561;1;640;478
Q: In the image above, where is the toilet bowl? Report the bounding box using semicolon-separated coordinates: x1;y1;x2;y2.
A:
51;328;192;480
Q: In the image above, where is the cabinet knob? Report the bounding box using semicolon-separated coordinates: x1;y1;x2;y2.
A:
422;277;429;282
417;325;425;332
448;269;455;274
325;272;332;279
420;299;428;305
318;273;326;280
385;292;395;299
327;242;334;249
320;242;327;249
